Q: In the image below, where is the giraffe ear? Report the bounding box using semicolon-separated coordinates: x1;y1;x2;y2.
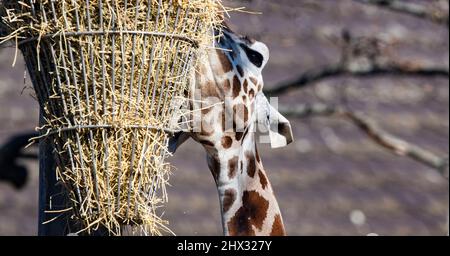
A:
250;41;270;70
168;132;191;153
255;93;294;148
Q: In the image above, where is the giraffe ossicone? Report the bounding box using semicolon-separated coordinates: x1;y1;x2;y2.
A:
168;24;294;236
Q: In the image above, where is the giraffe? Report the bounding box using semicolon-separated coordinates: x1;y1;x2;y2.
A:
170;25;294;236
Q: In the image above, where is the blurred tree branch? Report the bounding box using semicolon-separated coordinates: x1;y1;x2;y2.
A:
354;0;449;26
265;63;449;97
280;103;449;179
265;29;449;97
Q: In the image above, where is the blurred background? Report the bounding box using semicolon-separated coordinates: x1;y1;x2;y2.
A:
0;0;448;235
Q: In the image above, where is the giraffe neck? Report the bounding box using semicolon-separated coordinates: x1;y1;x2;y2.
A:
205;128;286;236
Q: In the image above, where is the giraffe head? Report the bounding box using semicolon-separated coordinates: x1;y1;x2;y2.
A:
170;26;293;154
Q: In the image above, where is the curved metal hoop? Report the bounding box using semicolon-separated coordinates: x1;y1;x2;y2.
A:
36;124;181;139
18;30;199;48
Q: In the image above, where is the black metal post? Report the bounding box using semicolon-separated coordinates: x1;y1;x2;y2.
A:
38;111;71;236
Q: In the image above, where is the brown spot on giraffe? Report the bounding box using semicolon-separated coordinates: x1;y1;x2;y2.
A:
245;151;256;178
248;89;255;99
232;75;241;98
258;171;268;190
227;190;269;236
221;111;226;132
222;189;236;213
243;79;248;93
249;76;258;86
201;80;220;98
270;214;286;236
235;132;244;141
216;48;233;74
221;136;233;149
228;156;238;179
223;79;231;92
233;103;249;124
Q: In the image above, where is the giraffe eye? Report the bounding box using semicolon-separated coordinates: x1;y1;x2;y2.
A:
239;43;264;68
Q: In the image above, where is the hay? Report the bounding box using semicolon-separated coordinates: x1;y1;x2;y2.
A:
0;0;223;235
